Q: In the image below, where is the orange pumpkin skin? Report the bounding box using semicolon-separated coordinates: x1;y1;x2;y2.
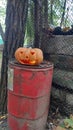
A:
15;47;43;65
33;48;43;65
15;47;27;64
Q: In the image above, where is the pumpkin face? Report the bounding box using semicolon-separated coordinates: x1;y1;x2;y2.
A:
15;47;43;65
24;48;36;65
15;47;27;64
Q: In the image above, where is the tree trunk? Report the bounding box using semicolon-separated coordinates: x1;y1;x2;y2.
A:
43;0;48;28
34;1;43;48
64;7;69;27
50;0;54;25
0;0;28;114
60;0;67;27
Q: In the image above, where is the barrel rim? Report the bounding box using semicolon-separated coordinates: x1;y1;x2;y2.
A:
8;59;54;70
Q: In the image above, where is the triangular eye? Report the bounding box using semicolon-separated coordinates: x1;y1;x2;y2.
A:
20;51;23;54
30;51;35;55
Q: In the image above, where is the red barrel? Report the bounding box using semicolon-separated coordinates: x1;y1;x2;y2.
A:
8;60;53;130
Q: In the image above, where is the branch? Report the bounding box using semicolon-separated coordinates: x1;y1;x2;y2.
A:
0;23;5;42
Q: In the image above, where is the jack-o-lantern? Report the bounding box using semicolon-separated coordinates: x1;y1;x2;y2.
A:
15;47;43;65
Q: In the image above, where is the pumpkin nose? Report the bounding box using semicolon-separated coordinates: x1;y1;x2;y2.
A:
26;56;29;59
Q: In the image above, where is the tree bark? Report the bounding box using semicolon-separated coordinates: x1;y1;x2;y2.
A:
60;0;67;27
64;7;69;27
43;0;48;28
34;1;43;48
0;0;28;113
50;0;54;25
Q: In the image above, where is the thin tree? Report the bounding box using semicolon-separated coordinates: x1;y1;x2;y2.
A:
60;0;67;27
43;0;48;28
33;0;43;48
50;0;54;25
64;7;69;27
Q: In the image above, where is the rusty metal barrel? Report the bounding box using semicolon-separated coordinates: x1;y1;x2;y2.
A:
8;60;53;130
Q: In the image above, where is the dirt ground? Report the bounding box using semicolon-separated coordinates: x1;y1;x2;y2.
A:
0;115;8;130
0;110;66;130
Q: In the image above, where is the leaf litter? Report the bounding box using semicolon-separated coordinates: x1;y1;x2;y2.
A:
0;109;73;130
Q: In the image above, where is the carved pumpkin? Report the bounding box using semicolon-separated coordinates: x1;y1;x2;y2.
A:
15;47;43;65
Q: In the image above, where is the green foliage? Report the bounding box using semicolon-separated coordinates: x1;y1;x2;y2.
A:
60;115;73;129
64;118;73;129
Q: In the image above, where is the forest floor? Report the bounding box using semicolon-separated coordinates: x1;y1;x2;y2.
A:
0;114;8;130
0;110;69;130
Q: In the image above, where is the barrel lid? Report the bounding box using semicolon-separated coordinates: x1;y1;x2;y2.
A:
9;59;54;69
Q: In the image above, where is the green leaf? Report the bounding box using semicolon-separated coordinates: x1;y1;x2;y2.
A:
64;118;73;129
